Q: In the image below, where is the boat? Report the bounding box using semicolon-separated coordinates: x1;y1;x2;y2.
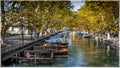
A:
82;34;91;38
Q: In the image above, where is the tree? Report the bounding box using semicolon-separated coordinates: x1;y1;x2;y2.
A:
1;1;73;45
1;1;21;45
75;1;119;38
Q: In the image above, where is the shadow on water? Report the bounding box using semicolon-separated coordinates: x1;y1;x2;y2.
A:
19;31;119;67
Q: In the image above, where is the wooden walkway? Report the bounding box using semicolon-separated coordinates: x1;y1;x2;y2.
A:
12;49;68;60
33;44;68;50
24;49;68;53
1;32;61;61
12;56;53;60
12;51;53;60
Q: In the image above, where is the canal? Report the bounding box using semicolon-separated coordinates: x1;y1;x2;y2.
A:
18;31;119;67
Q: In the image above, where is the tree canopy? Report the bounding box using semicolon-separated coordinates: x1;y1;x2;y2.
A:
1;1;119;45
75;1;119;34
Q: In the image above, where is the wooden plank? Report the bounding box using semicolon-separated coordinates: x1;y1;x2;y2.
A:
34;45;68;48
12;56;52;60
54;55;68;58
24;50;52;53
24;49;68;53
49;42;68;45
33;45;68;50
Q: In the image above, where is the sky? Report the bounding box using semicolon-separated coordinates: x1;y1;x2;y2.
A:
71;1;85;11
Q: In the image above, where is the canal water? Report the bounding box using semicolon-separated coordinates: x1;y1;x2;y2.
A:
19;31;119;67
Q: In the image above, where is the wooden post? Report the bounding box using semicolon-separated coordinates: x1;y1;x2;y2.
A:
56;46;57;50
15;54;18;66
50;52;53;64
34;53;37;66
11;58;14;66
18;52;21;57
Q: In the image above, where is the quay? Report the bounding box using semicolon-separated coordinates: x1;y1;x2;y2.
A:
1;31;61;62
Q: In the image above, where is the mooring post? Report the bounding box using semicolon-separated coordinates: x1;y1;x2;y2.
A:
56;45;57;50
50;52;53;64
11;58;14;66
34;53;37;66
18;53;21;57
15;53;18;66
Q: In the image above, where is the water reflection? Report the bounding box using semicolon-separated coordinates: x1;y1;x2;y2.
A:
68;32;119;67
19;31;119;67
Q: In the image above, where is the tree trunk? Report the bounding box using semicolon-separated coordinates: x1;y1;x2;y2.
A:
1;25;9;45
44;5;53;34
107;31;110;39
28;29;33;40
1;36;4;45
31;32;33;40
39;28;43;37
21;27;24;46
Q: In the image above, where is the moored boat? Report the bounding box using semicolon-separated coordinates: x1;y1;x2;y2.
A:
82;34;91;38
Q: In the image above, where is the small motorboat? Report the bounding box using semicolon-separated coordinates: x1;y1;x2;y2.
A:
82;34;91;38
